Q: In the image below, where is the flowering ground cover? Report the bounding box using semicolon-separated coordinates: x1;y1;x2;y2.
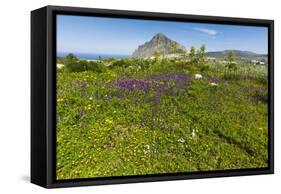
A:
56;58;268;179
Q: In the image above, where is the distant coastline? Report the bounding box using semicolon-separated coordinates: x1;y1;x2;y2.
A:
57;52;130;60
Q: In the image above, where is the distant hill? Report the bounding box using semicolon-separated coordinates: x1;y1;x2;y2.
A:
132;33;186;58
206;50;267;59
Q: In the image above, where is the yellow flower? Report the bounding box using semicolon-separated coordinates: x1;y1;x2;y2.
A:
57;98;64;102
105;118;113;124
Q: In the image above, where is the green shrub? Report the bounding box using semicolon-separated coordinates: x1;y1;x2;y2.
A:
254;88;268;103
134;59;151;70
200;65;210;73
64;54;83;72
57;56;64;64
63;53;107;73
112;59;133;68
86;61;106;73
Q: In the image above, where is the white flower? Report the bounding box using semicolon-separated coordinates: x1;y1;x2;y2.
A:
177;138;185;143
144;145;150;154
194;74;203;79
210;82;217;86
192;129;196;138
57;64;64;69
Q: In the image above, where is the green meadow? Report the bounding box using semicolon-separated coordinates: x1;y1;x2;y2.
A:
56;52;268;180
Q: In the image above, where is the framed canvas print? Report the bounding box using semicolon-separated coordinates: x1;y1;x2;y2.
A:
31;5;274;188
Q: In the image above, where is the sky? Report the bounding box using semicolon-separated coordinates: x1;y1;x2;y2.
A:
57;15;268;55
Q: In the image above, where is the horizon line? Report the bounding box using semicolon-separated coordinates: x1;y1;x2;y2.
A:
57;49;268;56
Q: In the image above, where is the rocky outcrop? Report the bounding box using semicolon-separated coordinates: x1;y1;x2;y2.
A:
132;33;186;58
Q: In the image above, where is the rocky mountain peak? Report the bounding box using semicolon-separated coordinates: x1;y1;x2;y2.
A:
151;32;168;41
132;33;186;58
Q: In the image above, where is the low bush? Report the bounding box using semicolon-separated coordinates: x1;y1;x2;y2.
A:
64;54;106;73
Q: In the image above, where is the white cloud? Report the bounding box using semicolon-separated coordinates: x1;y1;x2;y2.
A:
193;27;218;36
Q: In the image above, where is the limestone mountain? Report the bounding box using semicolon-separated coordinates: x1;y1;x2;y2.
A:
132;33;186;58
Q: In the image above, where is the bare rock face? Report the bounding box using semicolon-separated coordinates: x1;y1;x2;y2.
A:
132;33;186;58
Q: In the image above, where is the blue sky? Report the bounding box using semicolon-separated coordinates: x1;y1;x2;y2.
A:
57;15;268;55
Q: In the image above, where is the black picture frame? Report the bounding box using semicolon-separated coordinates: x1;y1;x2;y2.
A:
31;5;274;188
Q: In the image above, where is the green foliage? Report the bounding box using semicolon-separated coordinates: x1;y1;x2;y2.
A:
188;45;206;66
86;61;106;73
224;50;239;80
56;53;268;180
65;53;78;63
224;63;238;80
226;62;238;71
112;58;133;68
227;51;236;63
171;42;178;53
189;46;196;63
154;51;161;61
197;44;207;66
64;54;106;73
180;51;189;61
64;53;80;71
200;64;210;73
57;56;64;64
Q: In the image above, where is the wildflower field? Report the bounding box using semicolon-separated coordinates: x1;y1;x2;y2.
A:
56;56;268;180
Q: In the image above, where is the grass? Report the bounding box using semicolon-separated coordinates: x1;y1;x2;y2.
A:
56;58;268;180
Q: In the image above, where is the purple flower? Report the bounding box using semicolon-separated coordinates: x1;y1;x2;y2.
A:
115;79;151;92
208;77;220;84
107;73;192;104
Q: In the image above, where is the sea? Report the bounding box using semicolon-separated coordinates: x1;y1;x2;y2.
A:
57;52;130;60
